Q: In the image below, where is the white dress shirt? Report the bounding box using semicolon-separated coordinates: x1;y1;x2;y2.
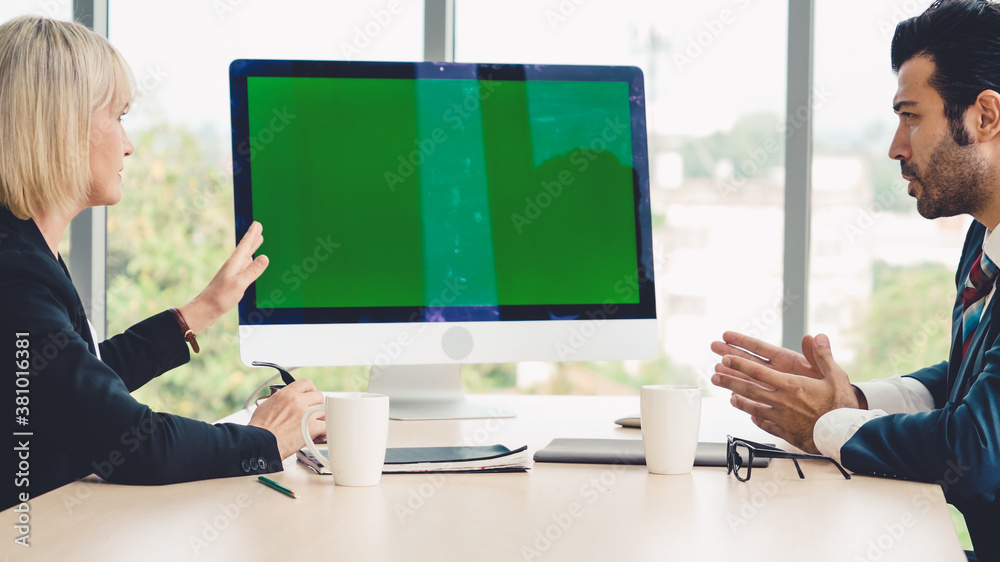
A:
814;227;1000;463
88;319;103;361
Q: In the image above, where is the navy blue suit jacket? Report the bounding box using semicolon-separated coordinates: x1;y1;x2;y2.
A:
2;207;281;510
842;221;1000;559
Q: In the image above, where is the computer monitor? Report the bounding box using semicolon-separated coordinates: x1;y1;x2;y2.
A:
229;59;658;420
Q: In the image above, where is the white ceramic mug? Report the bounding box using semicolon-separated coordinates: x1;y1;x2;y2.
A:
640;385;702;475
300;392;390;486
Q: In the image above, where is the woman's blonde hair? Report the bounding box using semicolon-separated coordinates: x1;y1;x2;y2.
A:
0;16;133;220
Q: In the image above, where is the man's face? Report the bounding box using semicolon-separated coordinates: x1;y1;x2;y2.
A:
889;55;993;219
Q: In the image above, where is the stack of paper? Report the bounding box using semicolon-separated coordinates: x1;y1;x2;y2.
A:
298;444;531;475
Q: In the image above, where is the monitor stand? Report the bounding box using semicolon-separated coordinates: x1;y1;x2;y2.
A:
366;364;516;421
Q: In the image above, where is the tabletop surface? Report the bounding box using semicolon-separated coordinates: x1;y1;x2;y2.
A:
2;394;965;562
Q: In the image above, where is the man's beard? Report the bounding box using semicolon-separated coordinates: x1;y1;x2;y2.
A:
902;134;994;220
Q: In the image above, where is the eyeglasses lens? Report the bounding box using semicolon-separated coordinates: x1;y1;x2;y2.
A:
733;442;751;481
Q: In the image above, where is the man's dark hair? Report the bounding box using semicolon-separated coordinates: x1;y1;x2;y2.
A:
892;0;1000;145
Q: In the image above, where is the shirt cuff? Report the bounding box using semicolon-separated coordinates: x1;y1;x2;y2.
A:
854;376;935;414
813;408;888;464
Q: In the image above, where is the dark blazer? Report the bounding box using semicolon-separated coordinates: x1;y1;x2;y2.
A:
1;207;281;511
842;220;1000;560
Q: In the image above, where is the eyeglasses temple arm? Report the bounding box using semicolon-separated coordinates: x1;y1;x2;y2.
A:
754;450;852;480
825;456;852;479
791;458;804;479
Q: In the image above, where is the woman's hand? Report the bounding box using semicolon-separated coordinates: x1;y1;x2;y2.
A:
177;221;269;333
248;378;326;459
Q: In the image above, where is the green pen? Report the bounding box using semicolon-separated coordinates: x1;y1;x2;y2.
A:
258;475;298;499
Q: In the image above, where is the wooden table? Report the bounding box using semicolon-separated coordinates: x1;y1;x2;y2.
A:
1;395;965;561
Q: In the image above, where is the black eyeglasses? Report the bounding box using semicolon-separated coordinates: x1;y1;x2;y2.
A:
727;435;851;482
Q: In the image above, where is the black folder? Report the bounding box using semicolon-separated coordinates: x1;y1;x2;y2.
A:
533;438;769;468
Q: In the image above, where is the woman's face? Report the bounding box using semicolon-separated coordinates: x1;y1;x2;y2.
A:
88;99;133;207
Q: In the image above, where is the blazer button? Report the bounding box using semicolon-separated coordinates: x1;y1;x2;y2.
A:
250;458;259;471
258;457;267;470
242;460;251;473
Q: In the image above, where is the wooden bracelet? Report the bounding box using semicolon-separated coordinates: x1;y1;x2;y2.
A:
169;307;200;353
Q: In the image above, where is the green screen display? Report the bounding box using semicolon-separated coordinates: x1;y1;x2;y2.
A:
247;76;638;309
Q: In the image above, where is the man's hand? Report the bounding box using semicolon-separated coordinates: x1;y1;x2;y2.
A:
710;331;826;384
178;221;269;334
248;378;326;459
710;332;861;453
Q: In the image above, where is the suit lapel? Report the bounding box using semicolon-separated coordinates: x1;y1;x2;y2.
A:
952;285;998;402
948;230;983;402
55;254;100;359
948;299;965;398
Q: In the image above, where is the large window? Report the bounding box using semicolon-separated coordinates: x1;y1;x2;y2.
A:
457;0;789;394
104;1;424;419
5;1;790;416
810;0;968;377
811;0;971;547
92;1;790;417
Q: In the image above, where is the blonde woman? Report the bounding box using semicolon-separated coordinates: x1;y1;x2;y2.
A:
0;16;324;510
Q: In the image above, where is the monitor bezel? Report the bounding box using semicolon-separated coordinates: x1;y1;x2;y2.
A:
229;59;656;332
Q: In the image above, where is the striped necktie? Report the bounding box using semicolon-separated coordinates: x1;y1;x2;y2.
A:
961;251;999;357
